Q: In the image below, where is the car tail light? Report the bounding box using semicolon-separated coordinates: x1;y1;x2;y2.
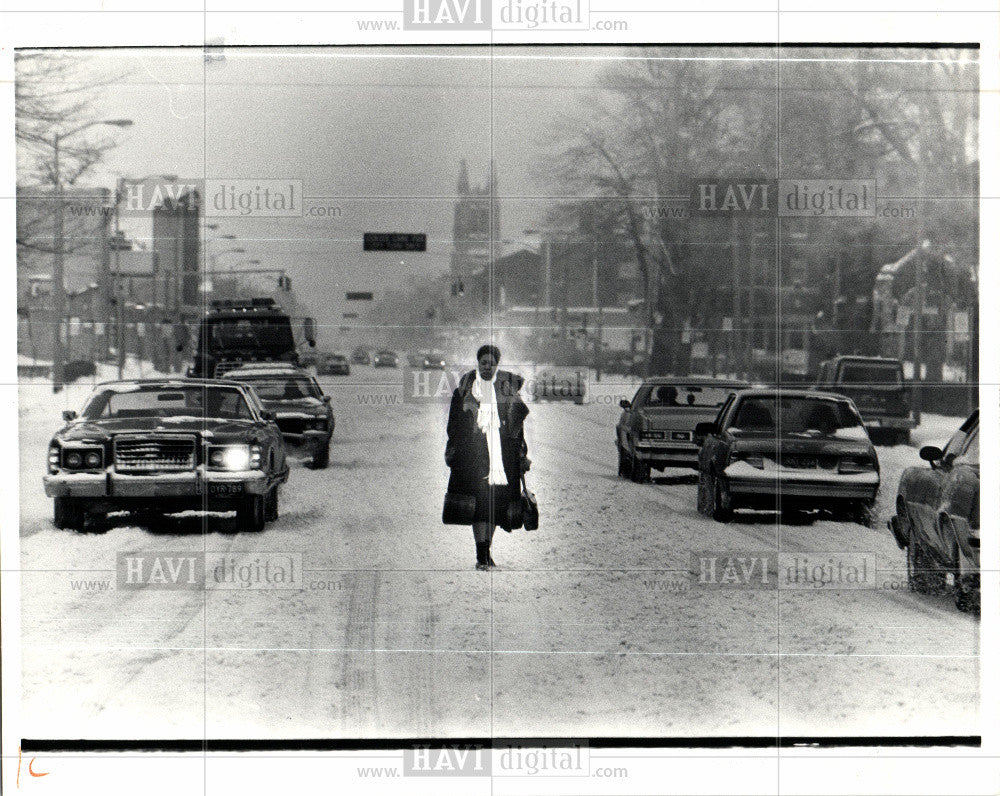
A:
730;451;764;469
839;456;876;474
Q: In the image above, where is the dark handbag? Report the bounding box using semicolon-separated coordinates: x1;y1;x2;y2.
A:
506;476;538;532
520;476;539;531
442;491;476;525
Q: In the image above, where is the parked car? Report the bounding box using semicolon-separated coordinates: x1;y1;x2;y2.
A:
223;365;334;468
43;379;288;532
813;355;917;444
373;350;399;368
616;377;749;481
318;353;351;376
887;410;979;613
421;353;447;370
695;389;880;525
351;347;371;365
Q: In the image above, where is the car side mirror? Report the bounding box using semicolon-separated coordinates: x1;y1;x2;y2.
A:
694;422;717;444
260;410;274;422
919;445;943;463
322;395;331;404
62;410;78;422
619;399;631;409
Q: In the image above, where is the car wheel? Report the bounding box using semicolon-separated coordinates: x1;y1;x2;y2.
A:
907;535;946;595
312;442;330;469
265;486;279;523
955;574;980;615
696;470;712;515
236;494;266;532
712;474;733;523
630;455;650;484
617;444;629;477
53;497;84;531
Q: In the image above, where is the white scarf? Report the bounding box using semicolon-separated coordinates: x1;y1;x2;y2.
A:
471;372;507;485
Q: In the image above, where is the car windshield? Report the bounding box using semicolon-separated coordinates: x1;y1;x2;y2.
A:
638;383;736;408
236;376;321;401
208;318;294;350
82;385;253;421
837;362;902;384
730;396;864;436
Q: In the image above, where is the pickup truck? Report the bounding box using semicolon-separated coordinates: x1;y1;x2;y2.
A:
813;355;917;444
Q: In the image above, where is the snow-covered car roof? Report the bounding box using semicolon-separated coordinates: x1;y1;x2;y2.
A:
221;366;312;379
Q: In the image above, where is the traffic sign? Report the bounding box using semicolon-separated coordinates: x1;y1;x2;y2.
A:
363;233;427;252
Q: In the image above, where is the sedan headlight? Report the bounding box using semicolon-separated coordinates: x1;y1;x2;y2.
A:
57;445;104;471
640;431;665;440
208;444;252;471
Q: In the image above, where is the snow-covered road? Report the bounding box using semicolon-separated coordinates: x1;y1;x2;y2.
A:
17;367;979;739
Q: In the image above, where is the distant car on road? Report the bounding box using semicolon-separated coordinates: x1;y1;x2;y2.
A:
318;353;351;376
887;410;979;613
695;389;880;525
351;347;371;365
44;379;288;532
616;377;749;481
223;365;334;469
813;355;916;445
420;353;447;370
373;350;399;368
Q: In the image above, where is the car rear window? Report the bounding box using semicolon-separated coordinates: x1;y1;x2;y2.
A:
639;384;736;407
837;362;902;384
732;396;864;435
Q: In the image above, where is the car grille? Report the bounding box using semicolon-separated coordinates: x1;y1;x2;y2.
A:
780;455;839;470
114;435;197;473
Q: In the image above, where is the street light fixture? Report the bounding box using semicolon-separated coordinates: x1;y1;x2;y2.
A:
51;118;133;392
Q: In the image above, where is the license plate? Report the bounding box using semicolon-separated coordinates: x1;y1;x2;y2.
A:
208;482;244;496
785;456;817;469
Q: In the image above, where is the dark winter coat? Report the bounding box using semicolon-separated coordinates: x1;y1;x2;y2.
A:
445;369;530;495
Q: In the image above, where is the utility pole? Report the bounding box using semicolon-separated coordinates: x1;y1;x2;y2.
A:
51;134;66;392
731;214;742;379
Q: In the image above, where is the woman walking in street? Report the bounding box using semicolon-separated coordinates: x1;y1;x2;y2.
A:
445;344;530;569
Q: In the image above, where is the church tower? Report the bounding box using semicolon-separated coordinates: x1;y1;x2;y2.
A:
451;160;499;277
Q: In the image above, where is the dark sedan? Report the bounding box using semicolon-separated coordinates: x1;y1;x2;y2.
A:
888;410;979;613
695;389;880;525
318;353;351;376
373;350;399;368
223;366;334;468
616;377;748;481
43;379;288;532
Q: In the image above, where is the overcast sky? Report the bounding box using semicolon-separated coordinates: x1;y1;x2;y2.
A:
34;46;614;339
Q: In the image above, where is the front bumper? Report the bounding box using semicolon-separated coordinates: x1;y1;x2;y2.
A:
724;461;879;500
44;467;270;499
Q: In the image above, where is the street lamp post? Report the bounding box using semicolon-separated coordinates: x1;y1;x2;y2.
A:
50;118;132;392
